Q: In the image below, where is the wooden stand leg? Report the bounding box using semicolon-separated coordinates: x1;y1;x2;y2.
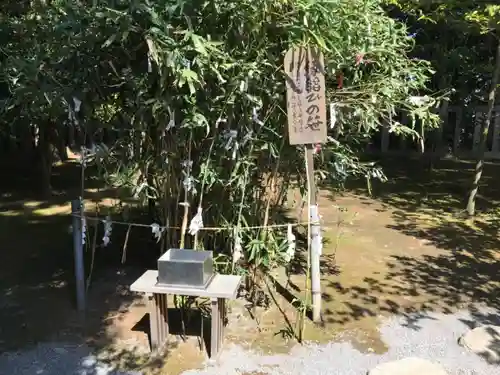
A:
209;298;227;359
149;293;168;353
148;294;160;351
157;294;169;348
200;308;205;351
210;298;219;358
218;298;225;350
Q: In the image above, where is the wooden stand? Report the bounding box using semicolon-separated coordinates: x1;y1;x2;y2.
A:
131;270;241;358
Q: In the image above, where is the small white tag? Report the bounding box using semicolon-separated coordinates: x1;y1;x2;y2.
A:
329;102;336;129
309;205;322;256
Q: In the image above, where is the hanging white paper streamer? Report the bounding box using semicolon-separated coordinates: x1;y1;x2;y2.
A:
239;78;249;92
283;224;296;263
73;97;82;113
329;102;336;129
166;107;175;131
101;216;112;246
146;38;159;71
188;207;204;236
233;227;243;264
408;95;431;107
150;223;163;242
183;175;196;194
252;107;264;126
147;55;152;72
182;160;193;170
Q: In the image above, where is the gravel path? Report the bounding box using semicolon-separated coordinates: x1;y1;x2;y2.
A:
1;307;499;375
0;342;141;375
183;307;500;375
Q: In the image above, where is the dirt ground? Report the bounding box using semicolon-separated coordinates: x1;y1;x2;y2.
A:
0;157;499;374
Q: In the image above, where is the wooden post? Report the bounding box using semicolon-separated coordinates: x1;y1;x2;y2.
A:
71;199;86;313
453;108;463;155
284;46;326;322
305;146;321;322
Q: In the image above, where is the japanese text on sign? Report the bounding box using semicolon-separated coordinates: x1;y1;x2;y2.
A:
284;47;327;145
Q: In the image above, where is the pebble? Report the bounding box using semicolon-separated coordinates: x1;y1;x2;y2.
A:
459;325;500;364
368;357;448;375
183;307;500;375
2;308;500;375
0;343;141;375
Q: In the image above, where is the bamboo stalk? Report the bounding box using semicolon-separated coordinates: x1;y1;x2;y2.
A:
179;130;193;248
121;224;132;264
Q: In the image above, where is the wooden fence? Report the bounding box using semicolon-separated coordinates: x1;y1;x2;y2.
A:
371;105;500;160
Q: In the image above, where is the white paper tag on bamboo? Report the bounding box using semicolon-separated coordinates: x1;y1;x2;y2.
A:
329;102;336;129
309;205;322;256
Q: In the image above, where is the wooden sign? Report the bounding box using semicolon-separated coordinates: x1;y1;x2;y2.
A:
284;47;327;145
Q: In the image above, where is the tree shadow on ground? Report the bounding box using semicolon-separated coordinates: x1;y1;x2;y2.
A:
287;229;338;276
317;156;500;330
374;157;500;315
0;157;177;374
343;156;500;215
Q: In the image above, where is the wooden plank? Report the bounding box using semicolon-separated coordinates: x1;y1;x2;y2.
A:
155;294;163;345
157;294;168;345
148;295;159;350
218;298;225;350
284;46;327;145
210;298;219;358
131;271;242;299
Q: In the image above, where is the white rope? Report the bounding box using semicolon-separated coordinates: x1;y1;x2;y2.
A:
70;212;325;231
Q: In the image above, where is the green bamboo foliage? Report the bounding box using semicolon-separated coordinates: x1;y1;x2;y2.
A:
1;0;438;283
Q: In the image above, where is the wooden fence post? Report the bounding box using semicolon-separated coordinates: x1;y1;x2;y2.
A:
492;110;500;153
453;108;463;155
71;199;86;313
284;47;325;322
473;111;484;153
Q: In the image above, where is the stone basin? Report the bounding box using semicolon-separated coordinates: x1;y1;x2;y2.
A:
157;248;214;289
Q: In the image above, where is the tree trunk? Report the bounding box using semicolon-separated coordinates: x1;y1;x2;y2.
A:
436;98;449;153
20;125;35;163
466;41;500;216
427;98;450;171
54;128;68;162
38;125;53;197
